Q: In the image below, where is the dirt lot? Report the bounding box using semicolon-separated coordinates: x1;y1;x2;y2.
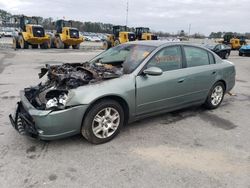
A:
0;47;250;188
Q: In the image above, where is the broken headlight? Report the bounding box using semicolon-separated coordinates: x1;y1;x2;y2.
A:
45;90;69;110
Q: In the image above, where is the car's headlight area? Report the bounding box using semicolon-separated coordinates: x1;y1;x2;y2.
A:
44;89;72;110
46;91;69;110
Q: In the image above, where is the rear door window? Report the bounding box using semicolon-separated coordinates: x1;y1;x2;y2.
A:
184;46;210;67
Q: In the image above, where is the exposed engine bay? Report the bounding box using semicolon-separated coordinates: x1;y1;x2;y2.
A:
24;62;123;110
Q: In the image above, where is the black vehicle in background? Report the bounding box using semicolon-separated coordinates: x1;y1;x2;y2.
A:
204;44;231;59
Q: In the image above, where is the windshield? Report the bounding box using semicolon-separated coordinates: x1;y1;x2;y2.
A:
89;44;156;74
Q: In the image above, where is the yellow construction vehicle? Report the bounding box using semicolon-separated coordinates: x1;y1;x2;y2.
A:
103;25;136;50
13;15;50;49
229;38;241;50
222;33;246;50
50;20;84;49
135;27;158;40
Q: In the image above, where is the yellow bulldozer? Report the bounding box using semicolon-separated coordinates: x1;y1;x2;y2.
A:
103;25;136;50
50;20;84;49
13;15;50;49
135;27;158;40
222;33;246;50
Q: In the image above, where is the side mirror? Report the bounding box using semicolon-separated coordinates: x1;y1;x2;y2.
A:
143;67;163;76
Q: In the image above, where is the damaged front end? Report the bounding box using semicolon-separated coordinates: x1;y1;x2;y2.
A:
9;62;123;138
25;62;122;110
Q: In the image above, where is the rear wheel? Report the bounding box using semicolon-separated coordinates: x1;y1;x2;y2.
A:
204;82;225;109
72;44;80;49
81;100;124;144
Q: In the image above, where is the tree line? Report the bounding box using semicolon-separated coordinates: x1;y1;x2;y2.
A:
209;31;250;39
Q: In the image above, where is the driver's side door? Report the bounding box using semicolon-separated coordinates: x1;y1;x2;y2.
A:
135;45;188;116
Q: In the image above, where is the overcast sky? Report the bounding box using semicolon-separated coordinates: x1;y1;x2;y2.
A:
0;0;249;35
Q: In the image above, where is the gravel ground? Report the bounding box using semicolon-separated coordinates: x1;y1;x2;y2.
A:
0;48;249;188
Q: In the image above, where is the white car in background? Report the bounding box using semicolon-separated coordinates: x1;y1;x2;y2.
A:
83;35;101;42
91;35;101;42
3;28;15;37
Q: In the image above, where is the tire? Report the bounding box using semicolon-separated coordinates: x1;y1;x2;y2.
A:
55;37;64;49
224;52;229;59
114;40;120;46
239;52;243;56
19;35;29;49
72;44;80;49
31;44;38;49
81;100;124;144
204;82;225;109
103;40;111;50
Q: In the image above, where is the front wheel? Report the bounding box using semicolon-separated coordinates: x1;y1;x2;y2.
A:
81;100;124;144
19;35;29;49
13;37;20;49
239;52;243;56
103;40;111;50
204;82;225;109
55;37;64;49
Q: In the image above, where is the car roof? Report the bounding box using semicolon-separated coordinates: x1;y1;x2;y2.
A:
128;40;203;48
128;40;172;47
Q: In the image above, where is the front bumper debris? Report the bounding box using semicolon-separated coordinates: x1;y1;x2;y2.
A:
9;102;38;138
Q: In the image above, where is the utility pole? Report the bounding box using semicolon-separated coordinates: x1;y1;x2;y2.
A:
126;0;129;27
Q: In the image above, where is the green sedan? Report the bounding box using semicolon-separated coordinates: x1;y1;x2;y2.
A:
9;41;236;144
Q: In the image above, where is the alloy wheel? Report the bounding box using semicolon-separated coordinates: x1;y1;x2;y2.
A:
211;85;224;106
92;107;120;139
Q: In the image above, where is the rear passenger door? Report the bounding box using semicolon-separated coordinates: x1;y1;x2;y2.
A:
182;45;217;101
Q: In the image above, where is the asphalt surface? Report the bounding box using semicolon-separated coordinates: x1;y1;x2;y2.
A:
0;48;250;188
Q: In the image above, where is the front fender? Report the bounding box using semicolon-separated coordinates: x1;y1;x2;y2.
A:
66;75;136;116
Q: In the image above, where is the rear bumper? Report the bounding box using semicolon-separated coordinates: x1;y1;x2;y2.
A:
9;91;89;140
